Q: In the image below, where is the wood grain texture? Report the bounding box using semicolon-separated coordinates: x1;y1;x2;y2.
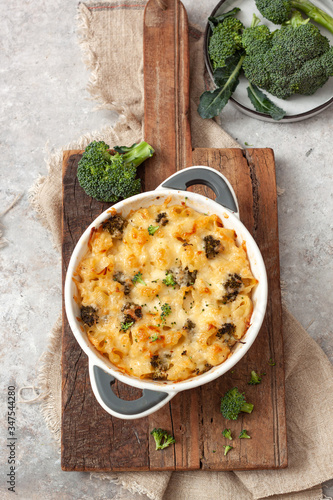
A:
61;148;287;471
191;148;287;470
143;0;192;190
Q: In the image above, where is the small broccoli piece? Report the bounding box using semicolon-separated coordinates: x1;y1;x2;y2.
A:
120;321;134;331
161;303;171;323
220;387;254;420
150;355;170;380
222;273;243;304
122;302;142;324
113;271;132;295
223;444;233;455
77;140;154;202
202;363;213;373
183;319;196;331
162;271;177;288
204;235;221;259
150;428;175;450
268;358;276;366
132;272;147;286
248;370;262;385
172;266;198;286
81;306;98;327
239;429;251;439
255;0;333;34
216;323;236;339
148;225;159;235
102;214;128;239
216;323;237;347
222;428;233;440
209;16;244;70
156;212;169;226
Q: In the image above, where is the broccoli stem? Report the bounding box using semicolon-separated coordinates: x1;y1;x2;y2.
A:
291;0;333;34
240;402;254;414
122;141;154;168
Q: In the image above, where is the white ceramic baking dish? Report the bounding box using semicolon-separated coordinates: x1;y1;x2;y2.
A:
65;166;267;419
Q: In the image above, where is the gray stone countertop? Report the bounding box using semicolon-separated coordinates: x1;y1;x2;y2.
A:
0;0;332;498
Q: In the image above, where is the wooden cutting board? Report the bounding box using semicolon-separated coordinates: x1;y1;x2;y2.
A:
61;0;287;471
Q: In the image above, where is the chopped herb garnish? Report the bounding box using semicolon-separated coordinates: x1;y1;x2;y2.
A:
161;303;171;323
132;272;147;286
148;225;159;235
149;334;160;342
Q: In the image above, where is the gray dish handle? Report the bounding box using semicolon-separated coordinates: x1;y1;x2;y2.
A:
89;362;174;420
160;166;239;217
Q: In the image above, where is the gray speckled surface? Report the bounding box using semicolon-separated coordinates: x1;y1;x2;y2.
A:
0;0;332;498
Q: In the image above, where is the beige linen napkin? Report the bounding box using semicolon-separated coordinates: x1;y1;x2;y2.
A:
30;2;333;499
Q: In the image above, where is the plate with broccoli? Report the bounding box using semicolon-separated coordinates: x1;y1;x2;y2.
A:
201;0;333;122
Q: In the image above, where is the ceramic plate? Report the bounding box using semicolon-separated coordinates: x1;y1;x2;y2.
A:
204;0;333;122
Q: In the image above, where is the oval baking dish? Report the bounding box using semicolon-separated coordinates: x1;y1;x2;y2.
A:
65;166;268;419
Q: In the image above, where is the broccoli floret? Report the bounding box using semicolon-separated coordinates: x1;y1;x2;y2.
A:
239;429;251;439
183;319;196;331
150;355;170;380
172;266;198;286
162;271;177;288
77;140;154;202
290;47;333;95
209;17;245;70
222;428;233;440
122;302;142;324
156;212;169;226
241;15;272;57
148;225;159;235
255;0;291;24
132;272;147;286
113;271;132;295
255;0;333;34
102;214;128;239
120;321;134;331
248;370;262;385
204;235;221;259
223;444;233;455
220;387;254;420
216;323;237;346
150;428;175;450
242;14;333;99
81;306;98;327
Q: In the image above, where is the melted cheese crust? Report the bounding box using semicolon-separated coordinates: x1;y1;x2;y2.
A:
74;200;257;382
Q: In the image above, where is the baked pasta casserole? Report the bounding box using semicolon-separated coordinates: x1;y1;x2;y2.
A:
74;199;257;382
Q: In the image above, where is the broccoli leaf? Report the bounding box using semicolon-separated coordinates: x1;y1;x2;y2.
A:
247;83;286;121
198;54;245;119
208;7;241;30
